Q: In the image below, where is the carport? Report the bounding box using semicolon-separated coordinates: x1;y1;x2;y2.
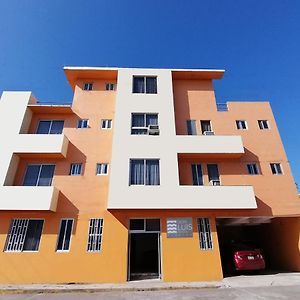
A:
216;217;300;276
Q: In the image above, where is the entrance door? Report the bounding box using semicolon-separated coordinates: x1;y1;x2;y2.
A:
128;219;161;281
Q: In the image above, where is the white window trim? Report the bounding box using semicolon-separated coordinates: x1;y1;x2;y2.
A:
87;218;104;253
4;218;45;253
56;219;74;253
131;113;159;134
236;120;248;130
36;120;64;134
69;163;83;176
200;120;213;135
96;163;109;176
83;83;93;91
132;76;158;94
77;119;89;129
258;120;270;130
270;163;284;175
207;163;221;186
197;218;213;251
105;83;115;91
101;119;113;129
246;163;260;175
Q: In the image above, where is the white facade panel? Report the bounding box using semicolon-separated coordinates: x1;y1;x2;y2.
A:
0;186;59;211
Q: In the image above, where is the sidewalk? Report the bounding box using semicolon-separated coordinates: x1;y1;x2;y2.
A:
0;273;300;294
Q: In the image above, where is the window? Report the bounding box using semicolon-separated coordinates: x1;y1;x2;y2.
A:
247;163;260;175
200;120;212;134
191;164;203;186
258;120;269;129
270;163;283;175
131;113;158;134
197;218;213;250
133;76;157;94
23;164;55;186
236;120;248;130
69;163;82;176
83;83;93;91
105;83;115;91
101;119;112;129
129;219;160;232
87;218;103;252
187;120;197;135
130;159;160;185
5;219;44;252
56;219;73;252
96;163;109;175
36;120;64;134
207;164;220;185
77;119;89;129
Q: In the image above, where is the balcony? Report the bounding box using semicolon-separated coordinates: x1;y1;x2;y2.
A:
0;186;59;211
14;134;69;158
107;185;257;209
176;135;244;158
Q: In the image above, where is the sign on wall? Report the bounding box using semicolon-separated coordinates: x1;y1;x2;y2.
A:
167;218;193;238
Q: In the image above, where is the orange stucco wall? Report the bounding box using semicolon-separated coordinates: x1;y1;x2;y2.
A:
0;73;299;284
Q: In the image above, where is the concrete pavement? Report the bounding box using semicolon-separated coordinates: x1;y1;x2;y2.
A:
0;272;300;295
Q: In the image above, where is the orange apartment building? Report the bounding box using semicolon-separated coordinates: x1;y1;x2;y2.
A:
0;66;299;283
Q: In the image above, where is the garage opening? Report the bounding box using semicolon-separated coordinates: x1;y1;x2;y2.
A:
216;217;291;277
128;219;161;281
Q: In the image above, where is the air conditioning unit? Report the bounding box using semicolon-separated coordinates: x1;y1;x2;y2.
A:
148;125;160;135
204;131;215;136
210;180;221;186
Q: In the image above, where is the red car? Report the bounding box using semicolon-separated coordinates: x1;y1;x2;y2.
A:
222;241;266;273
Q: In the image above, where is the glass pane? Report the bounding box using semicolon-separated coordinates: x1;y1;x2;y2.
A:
207;164;219;181
146;114;158;126
130;219;144;231
131;129;148;135
187;120;197;135
63;220;73;250
146;219;160;232
133;77;145;93
146;77;157;94
23;220;43;251
146;160;160;185
23;165;41;186
38;165;55;186
57;220;66;251
130;160;144;185
201;121;211;133
50;121;64;134
132;114;145;127
192;164;203;185
36;121;51;134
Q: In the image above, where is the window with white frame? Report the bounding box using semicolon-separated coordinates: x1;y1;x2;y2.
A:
258;120;269;129
83;83;93;91
4;219;44;252
197;218;213;250
270;163;283;175
96;163;109;175
236;120;248;130
101;119;112;129
131;113;158;135
133;76;157;94
56;219;73;252
36;120;64;134
69;163;82;176
130;159;160;185
87;218;103;252
105;83;115;91
247;163;260;175
191;164;203;185
23;164;55;186
77;119;89;129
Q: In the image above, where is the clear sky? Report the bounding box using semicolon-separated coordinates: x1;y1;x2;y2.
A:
0;0;299;188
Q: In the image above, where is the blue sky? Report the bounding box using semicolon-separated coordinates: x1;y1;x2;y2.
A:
0;0;299;187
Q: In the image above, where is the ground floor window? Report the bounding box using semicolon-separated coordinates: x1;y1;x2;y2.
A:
197;218;213;250
56;219;73;252
87;218;104;252
4;219;44;252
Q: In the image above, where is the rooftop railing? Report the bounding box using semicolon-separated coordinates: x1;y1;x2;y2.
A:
216;103;228;112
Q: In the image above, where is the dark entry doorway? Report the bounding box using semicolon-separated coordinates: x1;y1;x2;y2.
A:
128;219;161;281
